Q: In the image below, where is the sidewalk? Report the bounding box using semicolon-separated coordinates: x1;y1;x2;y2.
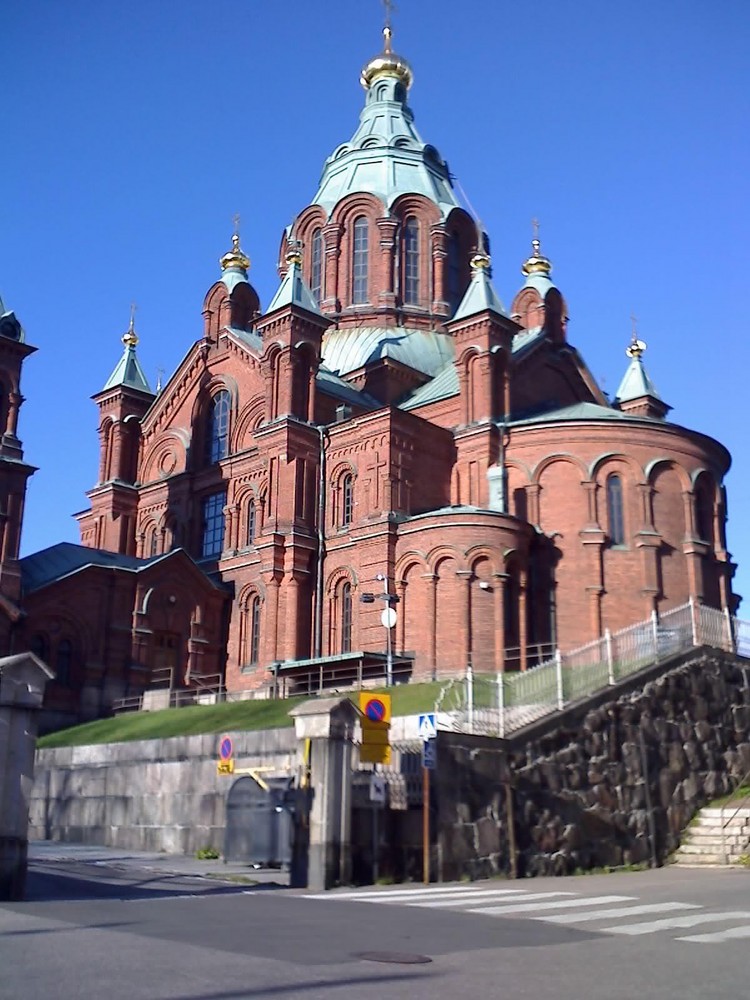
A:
28;839;290;887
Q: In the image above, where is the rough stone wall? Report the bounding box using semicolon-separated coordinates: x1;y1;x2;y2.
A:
436;652;750;880
29;728;298;855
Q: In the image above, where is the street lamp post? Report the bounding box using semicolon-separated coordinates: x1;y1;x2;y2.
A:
361;575;399;687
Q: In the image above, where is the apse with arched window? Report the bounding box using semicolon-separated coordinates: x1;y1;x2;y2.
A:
310;228;323;305
341;474;354;527
206;389;231;465
340;581;353;653
352;217;369;304
403;217;420;305
606;474;626;546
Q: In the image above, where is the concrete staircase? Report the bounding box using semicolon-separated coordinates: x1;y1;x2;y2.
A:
673;806;750;866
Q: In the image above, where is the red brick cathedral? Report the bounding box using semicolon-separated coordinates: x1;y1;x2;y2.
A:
0;29;738;728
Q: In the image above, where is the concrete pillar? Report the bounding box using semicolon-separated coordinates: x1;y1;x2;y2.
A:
0;653;54;900
289;696;357;891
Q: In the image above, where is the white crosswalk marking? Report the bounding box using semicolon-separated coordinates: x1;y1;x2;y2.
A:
541;902;700;924
401;890;574;909
678;926;750;943
305;884;518;901
468;894;635;916
303;882;750;946
609;911;750;936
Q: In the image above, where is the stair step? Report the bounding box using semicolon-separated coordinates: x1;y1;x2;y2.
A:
673;851;746;865
686;832;749;844
678;843;748;855
700;807;750;819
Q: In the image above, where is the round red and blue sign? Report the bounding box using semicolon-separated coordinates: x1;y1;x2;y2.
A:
364;698;387;723
219;736;233;760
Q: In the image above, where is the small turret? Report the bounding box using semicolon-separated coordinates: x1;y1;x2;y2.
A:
614;323;670;419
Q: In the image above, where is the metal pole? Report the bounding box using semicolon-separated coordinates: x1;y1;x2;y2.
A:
423;765;430;884
386;615;393;688
372;803;379;884
689;595;699;646
466;655;474;734
605;628;615;686
555;649;564;711
498;671;505;740
651;609;660;660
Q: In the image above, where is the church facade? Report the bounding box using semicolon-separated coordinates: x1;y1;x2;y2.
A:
0;29;738;729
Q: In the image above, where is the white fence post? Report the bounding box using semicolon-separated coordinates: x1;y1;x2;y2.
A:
555;650;564;711
689;595;699;646
725;607;736;654
605;628;615;685
651;610;660;660
497;671;505;740
466;658;474;735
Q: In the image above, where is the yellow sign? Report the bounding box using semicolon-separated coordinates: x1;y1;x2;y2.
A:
359;692;391;765
360;743;392;766
217;759;235;776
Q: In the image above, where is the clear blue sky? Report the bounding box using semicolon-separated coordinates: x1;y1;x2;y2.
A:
4;1;750;603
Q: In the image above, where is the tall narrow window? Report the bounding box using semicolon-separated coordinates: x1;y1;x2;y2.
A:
150;530;159;557
206;389;230;465
447;233;462;311
403;217;420;304
31;633;48;662
342;474;354;527
352;216;369;304
247;500;256;545
201;490;227;558
341;582;352;654
695;478;714;543
310;228;323;304
249;596;262;665
56;639;73;686
607;475;625;545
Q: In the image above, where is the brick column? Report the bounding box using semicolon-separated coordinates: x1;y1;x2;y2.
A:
518;567;528;672
430;224;450;316
494;572;508;672
322;223;342;311
422;573;438;679
456;570;472;672
376;218;398;308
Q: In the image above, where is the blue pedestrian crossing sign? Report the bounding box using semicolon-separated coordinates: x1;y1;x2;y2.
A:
422;738;437;771
418;713;437;740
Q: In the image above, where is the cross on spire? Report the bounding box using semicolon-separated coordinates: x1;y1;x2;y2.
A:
532;217;540;241
382;0;396;28
129;302;137;331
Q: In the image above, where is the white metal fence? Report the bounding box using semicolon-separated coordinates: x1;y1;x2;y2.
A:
435;599;742;738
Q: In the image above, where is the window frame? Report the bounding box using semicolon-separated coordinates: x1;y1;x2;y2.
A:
351;216;369;305
403;216;420;305
341;582;353;654
606;474;626;546
206;389;231;466
249;596;262;665
201;490;227;559
341;474;354;528
310;228;323;305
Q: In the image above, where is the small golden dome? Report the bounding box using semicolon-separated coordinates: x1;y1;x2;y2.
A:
220;232;250;273
471;250;491;271
285;239;303;267
360;26;413;91
521;238;552;277
122;305;138;347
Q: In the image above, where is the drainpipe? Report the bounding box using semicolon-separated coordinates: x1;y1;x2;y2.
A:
313;425;328;659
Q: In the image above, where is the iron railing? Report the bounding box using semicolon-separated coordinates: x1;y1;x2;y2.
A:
436;599;741;738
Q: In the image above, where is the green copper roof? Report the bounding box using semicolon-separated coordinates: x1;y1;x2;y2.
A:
266;257;324;317
451;261;509;323
614;355;663;405
322;325;454;377
312;73;460;218
102;341;153;394
510;401;658;426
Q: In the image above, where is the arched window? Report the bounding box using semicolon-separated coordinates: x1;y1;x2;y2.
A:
695;478;714;544
342;474;354;527
150;530;159;557
247;500;257;546
341;582;353;654
206;389;231;465
352;217;369;304
201;490;227;558
249;596;262;665
56;639;73;686
310;228;323;305
403;217;420;305
607;475;625;545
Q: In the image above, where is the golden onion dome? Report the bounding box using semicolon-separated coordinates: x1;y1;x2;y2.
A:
122;304;138;347
521;238;552;277
220;231;251;273
360;26;413;91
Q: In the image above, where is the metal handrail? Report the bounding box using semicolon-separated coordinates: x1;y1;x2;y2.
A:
720;766;750;863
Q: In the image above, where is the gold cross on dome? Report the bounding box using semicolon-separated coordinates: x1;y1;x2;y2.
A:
129;302;137;329
532;217;540;241
232;213;241;238
382;0;396;28
630;313;638;338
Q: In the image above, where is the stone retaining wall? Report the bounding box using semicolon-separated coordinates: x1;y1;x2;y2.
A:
436;652;750;879
29;729;298;855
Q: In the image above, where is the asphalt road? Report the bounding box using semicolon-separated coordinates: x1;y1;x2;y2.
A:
2;845;750;1000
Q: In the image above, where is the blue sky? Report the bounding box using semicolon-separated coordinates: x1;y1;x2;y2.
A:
4;1;750;602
